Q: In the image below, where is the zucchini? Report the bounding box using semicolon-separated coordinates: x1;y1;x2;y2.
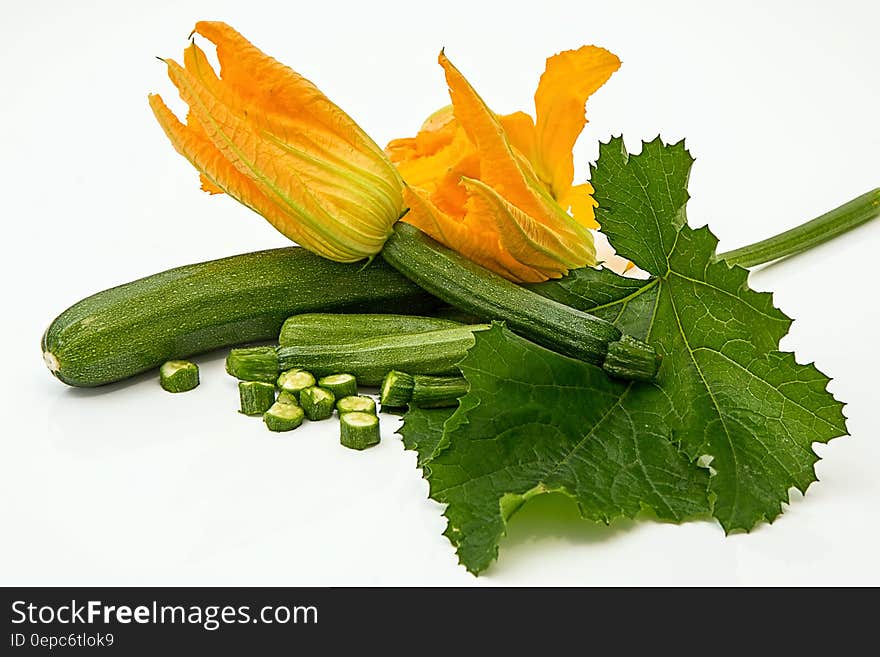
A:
339;412;381;450
264;401;305;432
159;360;200;393
279;313;460;346
381;223;660;381
276;390;300;406
277;369;316;400
238;381;276;416
42;247;438;387
300;386;336;421
336;395;377;415
226;325;488;386
379;370;414;408
380;370;467;409
317;373;358;398
412;374;468;408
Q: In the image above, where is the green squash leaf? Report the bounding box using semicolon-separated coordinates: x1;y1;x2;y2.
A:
400;137;847;574
407;324;712;574
551;137;847;532
397;405;454;467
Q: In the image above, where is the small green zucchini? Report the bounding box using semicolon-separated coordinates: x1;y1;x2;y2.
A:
43;247;438;387
226;325;488;386
279;313;461;347
380;370;468;409
339;412;381;450
381;223;660;381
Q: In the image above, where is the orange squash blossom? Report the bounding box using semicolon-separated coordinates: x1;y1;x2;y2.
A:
150;22;621;280
149;21;405;262
387;48;621;282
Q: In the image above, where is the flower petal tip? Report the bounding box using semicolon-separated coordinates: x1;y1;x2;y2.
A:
150;22;404;263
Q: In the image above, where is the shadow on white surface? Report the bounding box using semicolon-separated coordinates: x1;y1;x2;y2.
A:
492;492;640;578
490;491;735;580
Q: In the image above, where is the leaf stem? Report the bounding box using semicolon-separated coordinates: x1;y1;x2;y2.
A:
716;188;880;268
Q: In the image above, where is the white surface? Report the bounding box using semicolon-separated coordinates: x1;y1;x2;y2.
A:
1;0;878;586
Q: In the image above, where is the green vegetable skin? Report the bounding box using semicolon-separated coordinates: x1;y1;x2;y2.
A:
238;381;276;415
381;222;660;381
340;412;381;450
380;371;467;408
300;386;335;421
411;374;468;408
225;347;280;384
317;373;358;398
42;247;438;387
226;325;488;386
159;360;199;393
280;314;460;346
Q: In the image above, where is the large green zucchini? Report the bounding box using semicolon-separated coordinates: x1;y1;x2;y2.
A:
42;248;438;387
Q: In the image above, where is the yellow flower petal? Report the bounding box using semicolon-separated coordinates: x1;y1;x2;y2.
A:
387;46;619;282
559;182;600;229
386;105;457;162
192;21;398;191
532;46;620;199
150;22;404;262
186;28;400;240
387;124;474;197
499;111;537;164
199;173;224;194
439;52;542;217
438;52;596;273
162;58;366;260
149;92;320;251
461;177;594;277
402;187;546;283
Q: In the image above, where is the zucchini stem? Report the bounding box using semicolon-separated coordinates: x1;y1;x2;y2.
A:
717;188;880;268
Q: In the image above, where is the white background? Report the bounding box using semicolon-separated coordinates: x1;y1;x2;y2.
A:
1;0;877;585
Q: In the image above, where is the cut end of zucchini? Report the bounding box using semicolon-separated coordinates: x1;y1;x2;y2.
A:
43;351;60;373
336;395;377;415
264;401;305;432
320;374;351;385
159;360;200;393
344;412;377;427
226;347;279;383
317;373;358;398
379;370;414;408
340;411;381;450
300;385;336;421
276;390;300;406
277;369;316;399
